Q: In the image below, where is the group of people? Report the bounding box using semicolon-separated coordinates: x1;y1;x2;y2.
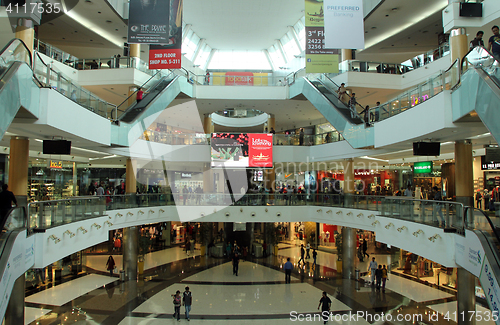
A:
469;25;500;62
297;243;318;268
172;287;193;321
368;257;389;292
475;188;498;211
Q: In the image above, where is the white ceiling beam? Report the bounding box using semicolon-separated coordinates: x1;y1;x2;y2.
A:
276;40;288;64
288;26;303;52
204;49;216;70
182;24;192;43
264;49;276;71
192;39;206;65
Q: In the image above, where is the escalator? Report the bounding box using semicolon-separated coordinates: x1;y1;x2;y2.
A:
118;72;178;123
291;75;374;148
308;79;364;125
454;47;500;144
0;39;39;139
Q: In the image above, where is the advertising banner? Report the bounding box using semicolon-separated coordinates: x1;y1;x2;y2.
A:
128;0;170;44
147;0;183;69
305;0;339;73
324;0;365;49
248;134;273;168
211;133;273;168
413;161;433;174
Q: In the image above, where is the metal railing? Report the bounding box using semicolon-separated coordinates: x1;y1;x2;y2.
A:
137;131;344;146
339;43;450;74
34;38;78;68
27;196;106;231
33;53;118;119
0;38;32;70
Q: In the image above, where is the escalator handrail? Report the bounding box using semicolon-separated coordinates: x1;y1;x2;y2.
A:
464;206;500;245
0;38;32;68
116;70;173;116
318;74;366;119
461;46;500;73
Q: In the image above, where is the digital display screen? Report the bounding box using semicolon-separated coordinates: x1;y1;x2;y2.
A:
211;133;273;168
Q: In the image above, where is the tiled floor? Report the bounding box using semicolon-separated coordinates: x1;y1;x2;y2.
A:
427;301;495;325
24;245;484;325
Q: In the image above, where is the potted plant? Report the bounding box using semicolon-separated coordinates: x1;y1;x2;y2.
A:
334;230;342;274
137;234;152;275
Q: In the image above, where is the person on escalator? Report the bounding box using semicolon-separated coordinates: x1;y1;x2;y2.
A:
136;88;144;103
470;31;484;49
488;25;500;62
337;83;347;104
349;93;358;118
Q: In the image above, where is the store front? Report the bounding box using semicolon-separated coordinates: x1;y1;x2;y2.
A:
28;158;79;201
317;170;394;195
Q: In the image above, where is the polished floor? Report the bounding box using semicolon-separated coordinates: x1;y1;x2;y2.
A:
25;244;491;325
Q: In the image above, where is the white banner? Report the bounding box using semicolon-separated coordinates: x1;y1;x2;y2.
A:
324;0;365;49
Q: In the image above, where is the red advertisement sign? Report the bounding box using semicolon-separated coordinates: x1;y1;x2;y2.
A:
149;48;181;69
225;72;253;86
248;134;273;168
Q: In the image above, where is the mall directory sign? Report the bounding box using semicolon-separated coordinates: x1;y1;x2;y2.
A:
413;161;433;174
211;133;273;168
305;0;339;73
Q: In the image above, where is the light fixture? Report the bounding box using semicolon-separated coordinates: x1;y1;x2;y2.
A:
371;221;380;226
428;234;441;242
48;235;61;243
104;221;113;226
159;209;165;213
149;209;155;214
385;223;394;229
115;213;123;217
346;212;353;216
63;230;75;238
412;229;424;237
357;213;363;218
397;226;407;232
126;212;133;217
138;210;145;215
336;211;342;215
367;214;375;219
276;212;281;217
77;227;88;234
92;223;102;229
326;210;332;214
225;212;230;217
317;209;322;213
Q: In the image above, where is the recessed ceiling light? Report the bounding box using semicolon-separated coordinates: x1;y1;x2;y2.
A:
98;11;101;14
106;20;112;23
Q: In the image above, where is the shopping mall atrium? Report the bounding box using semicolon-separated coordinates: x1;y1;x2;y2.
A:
0;0;499;324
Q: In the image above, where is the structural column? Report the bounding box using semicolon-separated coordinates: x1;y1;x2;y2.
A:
343;158;355;206
203;116;214;134
126;158;137;194
8;137;29;208
457;268;476;325
15;19;34;58
123;226;139;280
341;49;352;62
203;163;213;193
341;227;356;279
450;28;468;63
267;114;275;133
455;140;474;207
129;44;140;68
5;274;25;325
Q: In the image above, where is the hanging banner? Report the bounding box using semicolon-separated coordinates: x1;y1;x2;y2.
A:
248;134;273;168
128;0;170;44
324;0;365;49
148;0;183;69
305;0;339;73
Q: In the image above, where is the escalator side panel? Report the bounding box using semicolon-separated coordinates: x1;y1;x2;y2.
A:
112;77;183;147
0;230;35;322
0;62;40;139
452;69;481;121
474;69;500;145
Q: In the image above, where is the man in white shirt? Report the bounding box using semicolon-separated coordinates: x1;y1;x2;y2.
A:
368;257;378;285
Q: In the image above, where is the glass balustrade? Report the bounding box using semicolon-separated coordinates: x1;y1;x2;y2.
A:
0;39;32;70
33;53;118;119
212;109;266;118
34;38;78;68
339;43;450;75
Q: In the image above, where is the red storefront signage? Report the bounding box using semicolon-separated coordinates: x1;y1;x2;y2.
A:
225;72;253;85
149;47;181;69
248;134;273;168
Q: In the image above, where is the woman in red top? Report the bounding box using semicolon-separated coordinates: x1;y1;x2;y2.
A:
136;88;144;102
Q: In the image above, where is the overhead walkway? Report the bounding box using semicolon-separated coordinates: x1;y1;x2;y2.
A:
453;47;500;144
1;194;499;322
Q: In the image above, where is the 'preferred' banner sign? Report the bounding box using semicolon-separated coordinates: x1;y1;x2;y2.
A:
324;0;365;50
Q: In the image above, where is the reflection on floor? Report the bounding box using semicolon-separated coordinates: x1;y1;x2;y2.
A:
25;244;486;325
428;301;495;325
24;307;51;325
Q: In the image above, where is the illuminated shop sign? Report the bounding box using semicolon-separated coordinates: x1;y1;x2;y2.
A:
49;160;63;169
414;161;433;174
481;156;500;170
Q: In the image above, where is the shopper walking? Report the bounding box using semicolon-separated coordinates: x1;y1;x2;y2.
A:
470;31;485;49
476;191;483;209
298;244;305;265
362;239;369;258
172;290;181;321
232;252;240;276
299;128;304;146
105;255;115;276
0;184;17;226
318;291;332;324
433;186;445;226
182;286;192;321
306;243;311;259
368;257;378;285
381;265;388;292
284;257;293;283
375;265;383;290
312;248;317;267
